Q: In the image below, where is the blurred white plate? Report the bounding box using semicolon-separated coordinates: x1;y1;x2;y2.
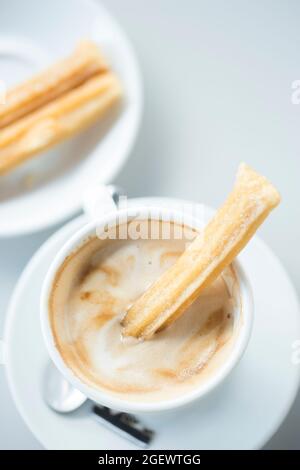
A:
0;0;142;236
3;198;300;449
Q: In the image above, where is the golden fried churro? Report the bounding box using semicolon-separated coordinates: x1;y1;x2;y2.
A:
122;164;280;339
0;40;107;129
0;73;121;174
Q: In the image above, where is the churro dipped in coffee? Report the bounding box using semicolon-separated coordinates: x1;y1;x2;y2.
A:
122;164;280;339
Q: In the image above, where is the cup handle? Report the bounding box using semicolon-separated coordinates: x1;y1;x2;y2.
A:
82;183;125;221
0;339;5;366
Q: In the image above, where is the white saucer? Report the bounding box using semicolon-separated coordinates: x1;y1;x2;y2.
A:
3;197;300;450
0;0;142;236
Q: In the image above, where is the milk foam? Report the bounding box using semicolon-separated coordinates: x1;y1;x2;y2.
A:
50;220;241;402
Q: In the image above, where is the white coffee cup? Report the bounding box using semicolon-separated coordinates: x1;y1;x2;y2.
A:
40;186;253;414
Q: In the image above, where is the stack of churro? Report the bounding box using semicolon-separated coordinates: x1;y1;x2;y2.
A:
122;164;281;339
0;41;122;174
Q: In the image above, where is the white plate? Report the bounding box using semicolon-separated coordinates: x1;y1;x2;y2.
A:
0;0;142;236
3;197;300;450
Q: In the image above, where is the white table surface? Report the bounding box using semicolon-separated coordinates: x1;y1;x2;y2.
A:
1;0;300;450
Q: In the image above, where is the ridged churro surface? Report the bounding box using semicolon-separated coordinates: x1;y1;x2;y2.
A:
123;164;280;339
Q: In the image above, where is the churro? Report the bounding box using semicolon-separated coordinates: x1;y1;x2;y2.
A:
0;73;121;174
0;41;107;129
122;164;280;339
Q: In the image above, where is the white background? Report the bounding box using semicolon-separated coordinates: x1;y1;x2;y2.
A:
0;0;300;449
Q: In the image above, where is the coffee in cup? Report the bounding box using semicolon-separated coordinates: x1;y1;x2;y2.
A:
49;218;242;403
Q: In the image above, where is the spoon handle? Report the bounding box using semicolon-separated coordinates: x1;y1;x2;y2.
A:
92;405;154;448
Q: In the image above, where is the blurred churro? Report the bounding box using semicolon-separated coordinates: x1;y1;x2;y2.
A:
0;73;121;174
0;41;107;130
122;163;280;339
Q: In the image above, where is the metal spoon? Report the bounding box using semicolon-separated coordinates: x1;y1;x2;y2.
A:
42;361;86;413
42;361;154;447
